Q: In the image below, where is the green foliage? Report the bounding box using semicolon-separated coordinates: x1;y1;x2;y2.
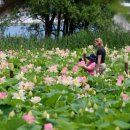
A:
1;46;130;129
113;120;130;129
1;0;129;37
27;0;116;36
0;117;25;130
0;30;130;50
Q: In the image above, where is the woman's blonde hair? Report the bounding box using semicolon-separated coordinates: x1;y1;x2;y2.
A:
95;38;103;46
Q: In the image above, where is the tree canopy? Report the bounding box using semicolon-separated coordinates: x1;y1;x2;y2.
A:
0;0;129;37
28;0;119;37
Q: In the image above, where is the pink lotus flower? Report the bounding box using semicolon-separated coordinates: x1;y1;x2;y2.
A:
47;65;58;73
23;113;35;124
122;93;129;101
44;77;56;85
44;123;53;130
66;49;70;53
0;51;3;54
61;67;68;74
77;61;85;67
21;67;28;73
0;77;6;84
84;84;90;90
30;96;41;104
57;75;73;86
13;52;18;56
27;64;34;69
0;92;7;99
8;50;13;54
72;66;79;72
77;76;87;83
117;75;124;81
1;61;8;68
116;75;124;86
58;75;67;81
116;80;123;86
126;47;130;53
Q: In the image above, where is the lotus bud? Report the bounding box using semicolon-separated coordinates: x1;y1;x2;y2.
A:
43;111;50;119
53;113;58;119
61;90;66;95
93;103;98;110
33;76;37;83
120;108;122;112
88;101;92;107
96;82;98;85
124;53;128;63
70;111;75;118
105;107;109;113
123;86;125;90
29;70;32;73
120;92;123;97
8;63;14;71
79;108;83;116
33;105;36;109
85;107;89;112
9;110;15;118
29;91;33;96
0;109;3;115
28;111;32;115
27;50;30;53
83;48;86;53
103;97;107;102
16;105;21;110
115;126;120;130
122;102;126;107
39;81;43;85
92;90;96;95
88;88;93;92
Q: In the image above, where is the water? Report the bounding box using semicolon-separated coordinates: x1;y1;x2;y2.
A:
3;25;92;38
3;25;63;38
4;25;34;37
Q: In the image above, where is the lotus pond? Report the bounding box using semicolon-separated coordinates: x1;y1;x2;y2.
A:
1;46;130;130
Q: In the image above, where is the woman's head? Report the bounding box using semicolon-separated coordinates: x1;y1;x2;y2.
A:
95;38;103;47
86;54;96;62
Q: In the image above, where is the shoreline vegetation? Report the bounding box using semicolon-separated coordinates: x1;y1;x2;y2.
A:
0;30;130;50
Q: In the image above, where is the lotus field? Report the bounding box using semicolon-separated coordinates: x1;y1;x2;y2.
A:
1;46;130;130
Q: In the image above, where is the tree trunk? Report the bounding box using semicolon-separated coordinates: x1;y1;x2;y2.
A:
63;18;65;36
84;21;89;30
44;13;56;37
69;20;75;34
63;14;69;36
45;14;51;37
57;11;61;38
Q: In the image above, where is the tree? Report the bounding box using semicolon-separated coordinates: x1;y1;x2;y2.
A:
0;0;27;14
0;0;129;38
28;0;119;37
28;0;74;37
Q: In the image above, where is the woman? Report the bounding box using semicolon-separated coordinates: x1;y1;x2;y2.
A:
82;54;96;76
95;38;106;74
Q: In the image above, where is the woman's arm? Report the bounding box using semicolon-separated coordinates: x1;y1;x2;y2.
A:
83;63;96;71
97;55;102;65
96;55;102;72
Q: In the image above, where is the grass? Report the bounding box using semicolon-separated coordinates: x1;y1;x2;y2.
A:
0;30;130;50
